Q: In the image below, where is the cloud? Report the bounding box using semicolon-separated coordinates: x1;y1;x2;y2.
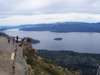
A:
0;13;100;26
0;0;100;25
13;0;50;13
0;0;100;16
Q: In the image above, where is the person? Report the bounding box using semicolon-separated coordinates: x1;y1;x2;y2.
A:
8;37;10;43
19;38;25;47
12;65;15;75
16;36;19;43
12;37;15;45
14;48;17;53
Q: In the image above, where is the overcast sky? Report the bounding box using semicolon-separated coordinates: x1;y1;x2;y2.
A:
0;0;100;25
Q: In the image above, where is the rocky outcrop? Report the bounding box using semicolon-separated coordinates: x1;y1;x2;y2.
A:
22;38;80;75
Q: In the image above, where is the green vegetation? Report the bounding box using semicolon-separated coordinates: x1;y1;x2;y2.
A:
23;45;80;75
26;55;79;75
38;50;100;75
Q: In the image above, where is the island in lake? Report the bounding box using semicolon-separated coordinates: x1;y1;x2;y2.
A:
54;38;63;41
25;37;40;44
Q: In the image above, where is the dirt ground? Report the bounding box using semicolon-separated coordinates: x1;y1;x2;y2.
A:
0;36;27;75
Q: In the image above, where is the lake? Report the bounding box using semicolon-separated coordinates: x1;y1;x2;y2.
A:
3;29;100;54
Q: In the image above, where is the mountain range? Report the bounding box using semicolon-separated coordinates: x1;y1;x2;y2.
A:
1;22;100;32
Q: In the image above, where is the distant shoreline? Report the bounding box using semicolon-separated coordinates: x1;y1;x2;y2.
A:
38;49;100;55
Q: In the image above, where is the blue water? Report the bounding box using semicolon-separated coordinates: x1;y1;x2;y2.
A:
3;29;100;53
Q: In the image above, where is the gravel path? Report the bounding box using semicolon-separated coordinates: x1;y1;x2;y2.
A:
0;36;27;75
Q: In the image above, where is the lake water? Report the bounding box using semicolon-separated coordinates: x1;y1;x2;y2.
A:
3;29;100;54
